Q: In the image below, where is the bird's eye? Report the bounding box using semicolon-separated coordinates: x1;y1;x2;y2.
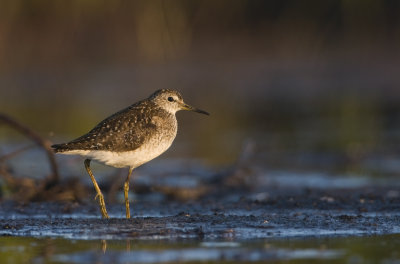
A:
167;97;174;102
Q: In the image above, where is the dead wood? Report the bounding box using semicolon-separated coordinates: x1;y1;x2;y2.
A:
0;113;59;184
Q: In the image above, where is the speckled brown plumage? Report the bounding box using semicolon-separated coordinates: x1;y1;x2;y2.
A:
52;88;209;168
52;99;173;153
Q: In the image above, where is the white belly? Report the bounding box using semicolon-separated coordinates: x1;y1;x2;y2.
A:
60;136;175;168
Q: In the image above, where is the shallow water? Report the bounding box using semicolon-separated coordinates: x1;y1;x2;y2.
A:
1;235;399;264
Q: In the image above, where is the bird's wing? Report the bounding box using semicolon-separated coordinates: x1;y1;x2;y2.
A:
53;103;158;152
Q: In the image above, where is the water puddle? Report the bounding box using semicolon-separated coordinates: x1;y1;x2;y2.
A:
1;235;399;264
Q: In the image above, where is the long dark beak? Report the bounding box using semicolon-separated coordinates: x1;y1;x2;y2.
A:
181;103;210;115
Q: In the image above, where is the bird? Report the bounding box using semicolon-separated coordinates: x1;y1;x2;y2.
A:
52;89;209;219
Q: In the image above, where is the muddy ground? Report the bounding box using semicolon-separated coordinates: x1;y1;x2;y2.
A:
1;184;399;240
1;148;400;240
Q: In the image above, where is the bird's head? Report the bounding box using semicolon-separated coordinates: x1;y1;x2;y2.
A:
150;89;209;115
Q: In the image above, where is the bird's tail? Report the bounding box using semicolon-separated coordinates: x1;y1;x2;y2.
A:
51;143;72;153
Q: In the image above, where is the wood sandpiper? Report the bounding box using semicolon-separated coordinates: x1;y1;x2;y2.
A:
52;89;209;219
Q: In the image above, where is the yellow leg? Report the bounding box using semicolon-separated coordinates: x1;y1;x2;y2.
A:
84;159;109;219
124;167;134;219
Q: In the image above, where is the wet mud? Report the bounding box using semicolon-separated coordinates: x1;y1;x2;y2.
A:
1;184;399;240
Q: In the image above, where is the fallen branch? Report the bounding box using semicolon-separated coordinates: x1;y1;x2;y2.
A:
0;113;59;184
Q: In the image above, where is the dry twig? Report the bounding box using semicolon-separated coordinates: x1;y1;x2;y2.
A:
0;113;59;184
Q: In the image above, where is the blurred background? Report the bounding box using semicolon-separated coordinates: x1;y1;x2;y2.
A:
1;3;400;262
1;0;400;171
